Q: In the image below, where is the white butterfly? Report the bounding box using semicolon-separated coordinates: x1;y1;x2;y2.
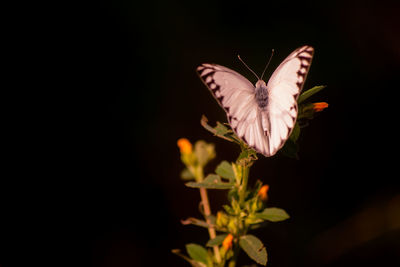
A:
197;45;314;157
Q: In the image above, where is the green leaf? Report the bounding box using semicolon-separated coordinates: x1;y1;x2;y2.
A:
223;204;235;215
181;217;212;229
298;103;315;120
215;161;235;182
255;207;290;222
289;122;300;142
245;215;264;225
298;85;326;104
237;148;257;164
239;235;268;266
202;174;221;184
200;115;239;143
186;244;209;265
280;139;299;159
206;234;228;247
280;122;301;158
194;141;210;166
215;122;230;136
172;249;207;267
180;168;195;180
253;180;263;197
186;174;234;189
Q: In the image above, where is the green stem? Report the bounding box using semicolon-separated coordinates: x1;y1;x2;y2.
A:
240;166;249;205
228;241;241;267
231;149;254;267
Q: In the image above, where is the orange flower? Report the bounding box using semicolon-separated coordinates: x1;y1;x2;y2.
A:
258;185;269;201
313;102;329;112
177;138;192;154
222;234;234;250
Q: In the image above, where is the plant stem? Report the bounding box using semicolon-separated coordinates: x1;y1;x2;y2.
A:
231;155;252;267
197;168;221;263
228;243;241;267
238;164;250;206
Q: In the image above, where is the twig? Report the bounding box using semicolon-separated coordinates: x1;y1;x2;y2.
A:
197;171;221;263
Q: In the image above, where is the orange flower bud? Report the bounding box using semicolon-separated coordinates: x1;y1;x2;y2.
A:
222;234;234;250
258;185;269;201
177;138;192;154
216;211;229;227
312;102;329;112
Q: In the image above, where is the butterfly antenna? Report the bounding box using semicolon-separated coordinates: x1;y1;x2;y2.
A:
237;55;260;80
260;49;274;80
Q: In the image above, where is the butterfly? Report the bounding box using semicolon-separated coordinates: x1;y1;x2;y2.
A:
197;45;314;157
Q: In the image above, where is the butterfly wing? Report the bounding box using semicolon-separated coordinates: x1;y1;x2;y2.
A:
197;64;271;155
262;45;314;156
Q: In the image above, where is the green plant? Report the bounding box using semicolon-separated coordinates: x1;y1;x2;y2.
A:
173;86;328;266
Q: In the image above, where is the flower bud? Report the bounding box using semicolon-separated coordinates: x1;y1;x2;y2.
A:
258;185;269;201
222;234;234;250
216;211;229;228
312;102;329;112
177;138;192;154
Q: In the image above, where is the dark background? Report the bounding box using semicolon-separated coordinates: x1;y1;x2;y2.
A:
2;0;400;266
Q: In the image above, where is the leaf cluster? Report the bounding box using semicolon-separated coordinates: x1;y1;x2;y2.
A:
281;85;327;158
175;85;327;266
178;151;289;266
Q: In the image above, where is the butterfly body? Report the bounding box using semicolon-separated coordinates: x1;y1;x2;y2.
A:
197;45;314;157
255;80;269;109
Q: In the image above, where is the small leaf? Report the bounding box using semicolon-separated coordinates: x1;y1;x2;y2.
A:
253;180;263;197
186;174;234;189
181;218;209;228
181;168;195;180
223;204;235;215
231;197;240;214
215;161;235;182
206;234;228;247
194;141;210;166
172;249;207;267
203;174;221;183
298;103;316;120
239;235;268;266
248;221;269;230
281;123;300;158
255;207;290;222
280;139;299;159
186;244;209;265
237;148;257;164
200;115;238;143
289;122;300;143
245;215;264;225
215;122;230;136
200;115;217;133
298;85;326;104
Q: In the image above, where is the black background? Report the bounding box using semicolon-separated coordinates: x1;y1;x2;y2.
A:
2;0;400;266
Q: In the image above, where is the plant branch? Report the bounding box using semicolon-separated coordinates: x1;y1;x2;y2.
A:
238;165;250;206
197;169;222;263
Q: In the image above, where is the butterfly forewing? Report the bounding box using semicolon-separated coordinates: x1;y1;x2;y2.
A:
197;64;271;155
263;46;314;155
197;46;314;157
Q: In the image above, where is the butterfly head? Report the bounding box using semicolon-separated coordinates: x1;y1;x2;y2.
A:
255;80;267;88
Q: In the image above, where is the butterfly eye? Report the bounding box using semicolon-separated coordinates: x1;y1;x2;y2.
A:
255;80;267;88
